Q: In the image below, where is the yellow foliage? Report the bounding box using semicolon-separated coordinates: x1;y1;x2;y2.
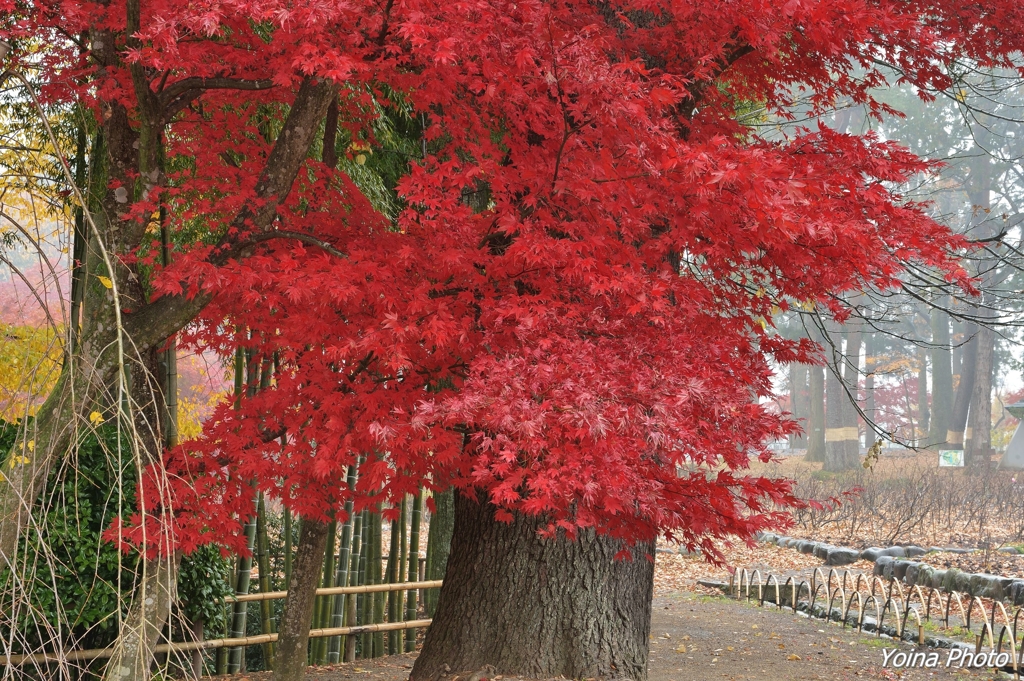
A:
177;386;227;441
0;323;62;421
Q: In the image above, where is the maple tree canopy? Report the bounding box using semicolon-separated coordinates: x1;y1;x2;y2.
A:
4;0;1022;558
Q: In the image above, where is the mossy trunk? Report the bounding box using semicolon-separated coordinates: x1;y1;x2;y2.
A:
273;518;331;681
101;554;181;681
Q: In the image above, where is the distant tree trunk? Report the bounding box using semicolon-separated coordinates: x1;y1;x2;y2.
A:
411;493;654;681
864;333;876;450
927;306;954;447
948;321;978;451
824;331;857;472
789;364;808;449
966;324;995;467
843;330;862;461
951;319;964;380
424;488;454;616
807;364;826;462
273;518;331;681
916;345;929;440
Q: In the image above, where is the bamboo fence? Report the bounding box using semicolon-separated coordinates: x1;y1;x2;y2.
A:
1;580;441;667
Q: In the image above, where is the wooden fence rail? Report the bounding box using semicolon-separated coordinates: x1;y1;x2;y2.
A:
229;579;443;603
1;580;442;667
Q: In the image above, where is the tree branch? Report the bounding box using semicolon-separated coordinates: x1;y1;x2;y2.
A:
160;77;276;120
126;77;338;348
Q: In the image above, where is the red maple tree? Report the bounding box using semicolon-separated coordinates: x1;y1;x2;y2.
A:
4;0;1023;677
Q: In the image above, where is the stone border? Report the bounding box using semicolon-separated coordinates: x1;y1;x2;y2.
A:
759;532;1024;604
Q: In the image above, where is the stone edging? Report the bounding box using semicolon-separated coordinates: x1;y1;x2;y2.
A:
759;532;1024;604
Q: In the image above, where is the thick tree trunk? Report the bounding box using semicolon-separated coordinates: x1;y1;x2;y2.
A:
274;517;332;681
927;306;954;447
411;493;654;681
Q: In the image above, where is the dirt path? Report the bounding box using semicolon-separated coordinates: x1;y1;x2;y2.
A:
222;593;1006;681
647;593;999;680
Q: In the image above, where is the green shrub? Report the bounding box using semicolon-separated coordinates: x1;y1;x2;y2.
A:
0;419;231;669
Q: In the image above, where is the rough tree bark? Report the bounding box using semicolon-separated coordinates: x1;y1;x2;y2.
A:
411;493;655;681
274;518;332;681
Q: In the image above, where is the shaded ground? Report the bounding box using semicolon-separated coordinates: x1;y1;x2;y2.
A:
221;593;1008;681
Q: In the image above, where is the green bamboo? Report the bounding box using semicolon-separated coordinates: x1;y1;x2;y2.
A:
344;509;363;662
404;491;423;651
312;521;337;664
256;492;276;669
328;465;357;663
215;609;228;674
227;348;257;673
424;488;454;616
227;501;258;672
386;507;401;654
371;512;385;657
358;510;372;657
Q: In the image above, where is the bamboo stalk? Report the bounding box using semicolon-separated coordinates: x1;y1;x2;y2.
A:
0;621;435;665
386;507;401;654
405;490;423;652
344;508;363;662
328;465;357;663
227;347;256;674
398;495;408;650
362;509;374;655
256;492;276;668
385;509;397;655
313;521;337;663
371;512;385;657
